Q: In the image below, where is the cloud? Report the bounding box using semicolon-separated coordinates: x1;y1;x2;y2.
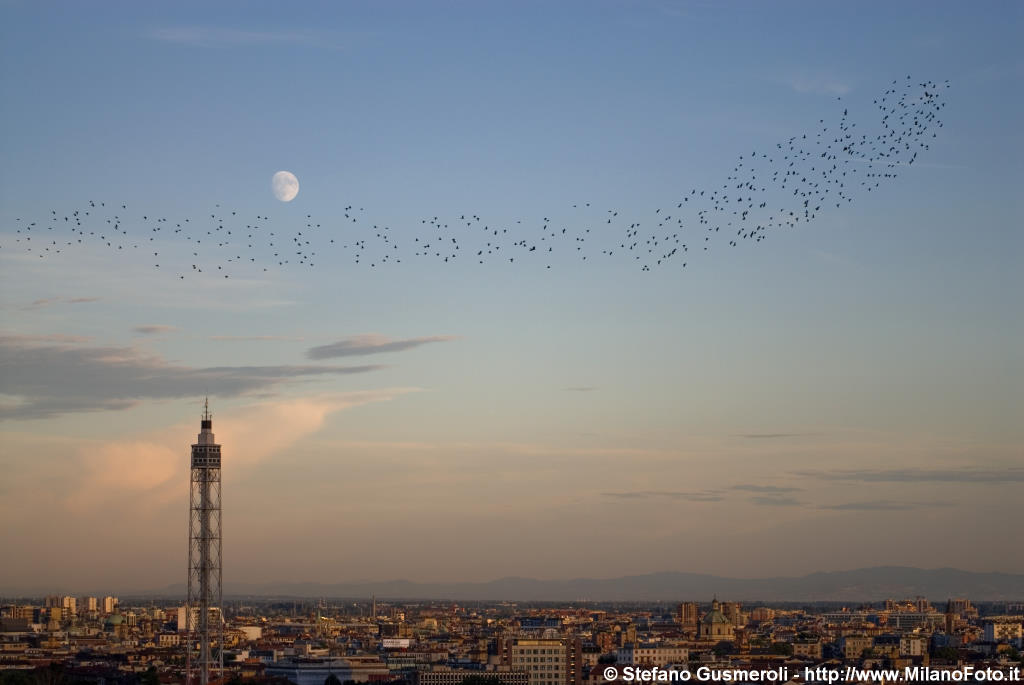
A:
603;490;724;502
750;496;802;507
307;334;456;360
210;335;303;342
793;467;1024;484
22;296;99;310
0;338;385;420
0;334;91;344
564;386;597;392
732;484;802;493
819;500;940;511
150;26;339;49
738;433;806;439
65;392;412;512
134;325;176;335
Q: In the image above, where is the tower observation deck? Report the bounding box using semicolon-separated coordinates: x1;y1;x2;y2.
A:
186;398;223;685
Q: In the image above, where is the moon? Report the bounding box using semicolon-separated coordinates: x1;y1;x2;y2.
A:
271;171;299;202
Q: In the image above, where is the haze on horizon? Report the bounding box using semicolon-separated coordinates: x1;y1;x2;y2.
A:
0;1;1021;594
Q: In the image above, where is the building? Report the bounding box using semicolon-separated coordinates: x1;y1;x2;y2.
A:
177;605;223;634
698;600;735;642
159;633;182;648
500;636;582;685
946;599;977;618
10;605;35;620
720;602;744;627
843;636;873;660
103;596;118;614
238;626;263;641
265;657;390;685
984;621;1023;643
873;636;900;658
415;667;530;685
617;642;688;666
749;607;775;623
0;617;30;632
679;603;698;629
793;639;823;660
900;635;928;657
178;605;194;633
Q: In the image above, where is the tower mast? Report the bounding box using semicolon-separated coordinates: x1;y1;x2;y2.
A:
186;398;223;685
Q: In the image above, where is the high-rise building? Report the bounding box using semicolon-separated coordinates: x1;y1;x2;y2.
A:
984;621;1023;642
946;598;974;616
185;400;224;685
721;601;744;627
102;596;118;614
11;605;35;620
679;602;698;628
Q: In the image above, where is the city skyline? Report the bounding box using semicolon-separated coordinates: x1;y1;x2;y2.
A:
3;591;1020;685
1;1;1023;595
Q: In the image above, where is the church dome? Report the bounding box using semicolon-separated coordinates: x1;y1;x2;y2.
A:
702;609;730;625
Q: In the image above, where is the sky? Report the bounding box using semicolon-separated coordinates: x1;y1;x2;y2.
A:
0;1;1022;595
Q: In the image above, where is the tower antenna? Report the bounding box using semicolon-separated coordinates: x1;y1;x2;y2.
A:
186;399;223;685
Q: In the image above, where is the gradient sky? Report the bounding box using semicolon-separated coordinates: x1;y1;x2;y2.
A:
1;1;1022;595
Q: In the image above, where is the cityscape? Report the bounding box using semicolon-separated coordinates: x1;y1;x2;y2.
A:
2;591;1023;685
1;2;1021;685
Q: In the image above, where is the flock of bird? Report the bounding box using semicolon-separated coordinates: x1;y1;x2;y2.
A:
4;77;948;279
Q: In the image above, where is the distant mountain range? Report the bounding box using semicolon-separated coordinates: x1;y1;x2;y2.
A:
130;567;1023;602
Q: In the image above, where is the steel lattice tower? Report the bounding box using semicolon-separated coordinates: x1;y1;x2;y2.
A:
186;399;223;685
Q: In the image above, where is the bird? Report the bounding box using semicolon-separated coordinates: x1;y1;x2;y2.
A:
3;77;948;277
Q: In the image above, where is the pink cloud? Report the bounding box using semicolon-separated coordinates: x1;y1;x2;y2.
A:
63;391;415;513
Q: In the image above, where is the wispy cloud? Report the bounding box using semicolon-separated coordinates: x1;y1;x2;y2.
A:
564;386;597;392
737;433;806;439
733;484;802;494
0;338;385;420
210;335;304;342
751;496;802;507
819;500;940;511
134;325;176;335
793;467;1024;484
150;26;340;49
603;490;724;502
22;296;99;310
0;334;91;344
307;334;456;360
